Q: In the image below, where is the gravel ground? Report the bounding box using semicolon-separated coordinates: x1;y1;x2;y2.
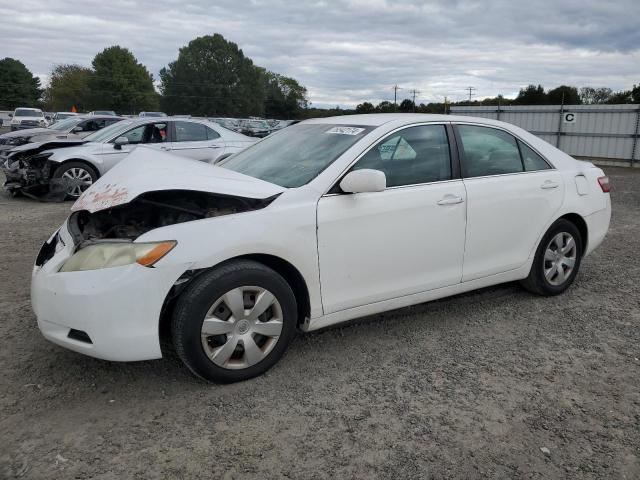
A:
1;167;639;479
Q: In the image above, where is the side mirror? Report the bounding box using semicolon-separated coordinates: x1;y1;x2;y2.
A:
113;136;129;150
8;113;13;118
72;126;83;133
339;169;386;194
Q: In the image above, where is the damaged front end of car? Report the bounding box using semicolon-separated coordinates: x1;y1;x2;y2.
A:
2;141;84;200
67;189;278;245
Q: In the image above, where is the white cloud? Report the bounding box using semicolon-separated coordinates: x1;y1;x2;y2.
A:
0;0;638;106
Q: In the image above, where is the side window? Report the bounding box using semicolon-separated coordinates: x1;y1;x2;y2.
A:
458;125;523;177
518;140;550;171
105;119;121;126
206;126;220;140
174;121;209;142
351;125;451;187
120;122;167;144
121;125;145;144
79;120;98;132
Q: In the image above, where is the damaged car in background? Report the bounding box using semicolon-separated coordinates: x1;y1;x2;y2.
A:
2;116;254;200
0;115;125;160
31;115;611;383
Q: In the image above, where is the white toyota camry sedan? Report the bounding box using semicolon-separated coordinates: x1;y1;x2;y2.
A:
31;114;611;382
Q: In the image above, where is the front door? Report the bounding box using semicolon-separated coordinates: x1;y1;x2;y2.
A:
99;121;170;172
317;124;467;314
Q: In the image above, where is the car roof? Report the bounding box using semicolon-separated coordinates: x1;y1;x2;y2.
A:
304;113;520;128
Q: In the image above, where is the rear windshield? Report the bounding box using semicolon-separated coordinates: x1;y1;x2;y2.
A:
221;123;372;188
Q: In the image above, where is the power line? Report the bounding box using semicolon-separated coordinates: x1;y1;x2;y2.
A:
466;86;476;101
410;89;420;112
392;84;402;109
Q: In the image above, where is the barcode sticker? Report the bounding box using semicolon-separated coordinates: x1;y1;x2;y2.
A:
325;126;365;135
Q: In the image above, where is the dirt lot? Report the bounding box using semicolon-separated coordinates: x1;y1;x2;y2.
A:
1;168;639;479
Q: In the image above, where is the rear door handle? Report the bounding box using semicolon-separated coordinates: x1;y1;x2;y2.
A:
541;180;559;189
160;146;171;151
437;194;464;206
209;144;224;149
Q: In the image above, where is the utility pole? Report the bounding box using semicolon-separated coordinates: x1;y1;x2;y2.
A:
410;89;420;112
392;85;402;110
466;86;476;101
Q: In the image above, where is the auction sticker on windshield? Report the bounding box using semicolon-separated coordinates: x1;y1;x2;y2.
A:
325;126;365;135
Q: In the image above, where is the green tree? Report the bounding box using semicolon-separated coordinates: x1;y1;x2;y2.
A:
606;89;633;104
355;102;375;113
399;98;414;112
513;84;548;105
44;64;91;111
0;57;41;109
263;71;308;119
632;84;640;104
547;85;581;105
579;87;612;104
376;101;395;113
160;34;264;116
88;46;158;114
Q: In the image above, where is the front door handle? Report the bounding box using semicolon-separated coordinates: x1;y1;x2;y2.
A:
209;145;224;149
160;146;171;151
541;180;559;189
437;194;464;206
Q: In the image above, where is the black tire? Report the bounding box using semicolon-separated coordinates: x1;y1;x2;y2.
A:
172;260;297;383
52;161;98;199
520;218;583;296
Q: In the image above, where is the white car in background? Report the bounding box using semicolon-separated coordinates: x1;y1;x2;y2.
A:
10;107;48;131
6;117;254;198
31;114;611;383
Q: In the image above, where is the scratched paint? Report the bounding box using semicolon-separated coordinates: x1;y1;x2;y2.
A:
72;184;130;213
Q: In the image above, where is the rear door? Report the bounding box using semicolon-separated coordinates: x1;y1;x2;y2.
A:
170;121;226;162
455;124;564;281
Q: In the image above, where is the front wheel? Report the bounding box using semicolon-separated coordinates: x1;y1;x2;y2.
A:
171;260;297;383
521;219;583;296
52;161;98;199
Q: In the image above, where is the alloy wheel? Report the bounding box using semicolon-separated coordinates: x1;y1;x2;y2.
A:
61;167;93;197
543;232;577;286
200;286;283;369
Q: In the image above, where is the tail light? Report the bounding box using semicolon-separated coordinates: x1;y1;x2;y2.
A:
597;176;611;193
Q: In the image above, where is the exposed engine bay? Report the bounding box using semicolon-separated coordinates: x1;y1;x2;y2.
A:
67;189;278;245
2;141;85;200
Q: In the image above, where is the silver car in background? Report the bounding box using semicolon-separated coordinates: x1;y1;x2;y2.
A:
3;117;256;199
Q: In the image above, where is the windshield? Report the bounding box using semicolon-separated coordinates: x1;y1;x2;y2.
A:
50;117;83;131
15;109;43;117
221;123;372;188
83;119;131;142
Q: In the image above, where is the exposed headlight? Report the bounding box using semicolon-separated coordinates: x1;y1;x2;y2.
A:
59;241;176;272
39;120;46;125
7;137;27;145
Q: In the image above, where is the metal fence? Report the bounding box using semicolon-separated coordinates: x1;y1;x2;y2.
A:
450;104;640;167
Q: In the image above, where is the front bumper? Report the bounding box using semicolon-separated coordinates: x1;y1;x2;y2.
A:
31;222;190;361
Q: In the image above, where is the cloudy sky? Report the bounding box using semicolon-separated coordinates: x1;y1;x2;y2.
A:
1;0;638;107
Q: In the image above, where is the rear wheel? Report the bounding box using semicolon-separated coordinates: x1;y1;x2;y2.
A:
521;219;583;296
52;161;98;199
171;260;297;383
